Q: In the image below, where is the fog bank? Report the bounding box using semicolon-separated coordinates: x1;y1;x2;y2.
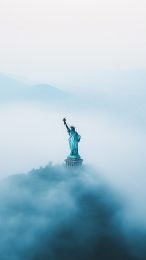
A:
0;164;145;259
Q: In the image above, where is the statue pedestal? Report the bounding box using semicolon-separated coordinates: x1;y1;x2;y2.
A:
65;158;83;167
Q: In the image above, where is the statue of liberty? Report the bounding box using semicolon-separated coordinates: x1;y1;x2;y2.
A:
63;118;81;159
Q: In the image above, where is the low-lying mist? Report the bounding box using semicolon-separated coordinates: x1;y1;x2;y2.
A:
0;164;146;260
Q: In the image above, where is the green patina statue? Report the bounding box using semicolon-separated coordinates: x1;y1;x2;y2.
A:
63;118;81;159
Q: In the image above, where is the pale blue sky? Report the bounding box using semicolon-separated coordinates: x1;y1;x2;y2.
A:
0;0;145;91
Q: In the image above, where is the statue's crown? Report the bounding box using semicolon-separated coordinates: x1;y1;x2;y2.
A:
70;126;75;130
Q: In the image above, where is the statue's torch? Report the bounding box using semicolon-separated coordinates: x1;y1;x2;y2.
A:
63;118;66;125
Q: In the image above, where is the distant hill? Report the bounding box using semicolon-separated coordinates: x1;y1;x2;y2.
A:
0;74;68;103
0;72;145;126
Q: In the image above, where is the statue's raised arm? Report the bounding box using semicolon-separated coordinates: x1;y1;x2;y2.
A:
63;118;70;132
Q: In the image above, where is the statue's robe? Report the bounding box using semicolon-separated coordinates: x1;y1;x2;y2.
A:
68;129;81;158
